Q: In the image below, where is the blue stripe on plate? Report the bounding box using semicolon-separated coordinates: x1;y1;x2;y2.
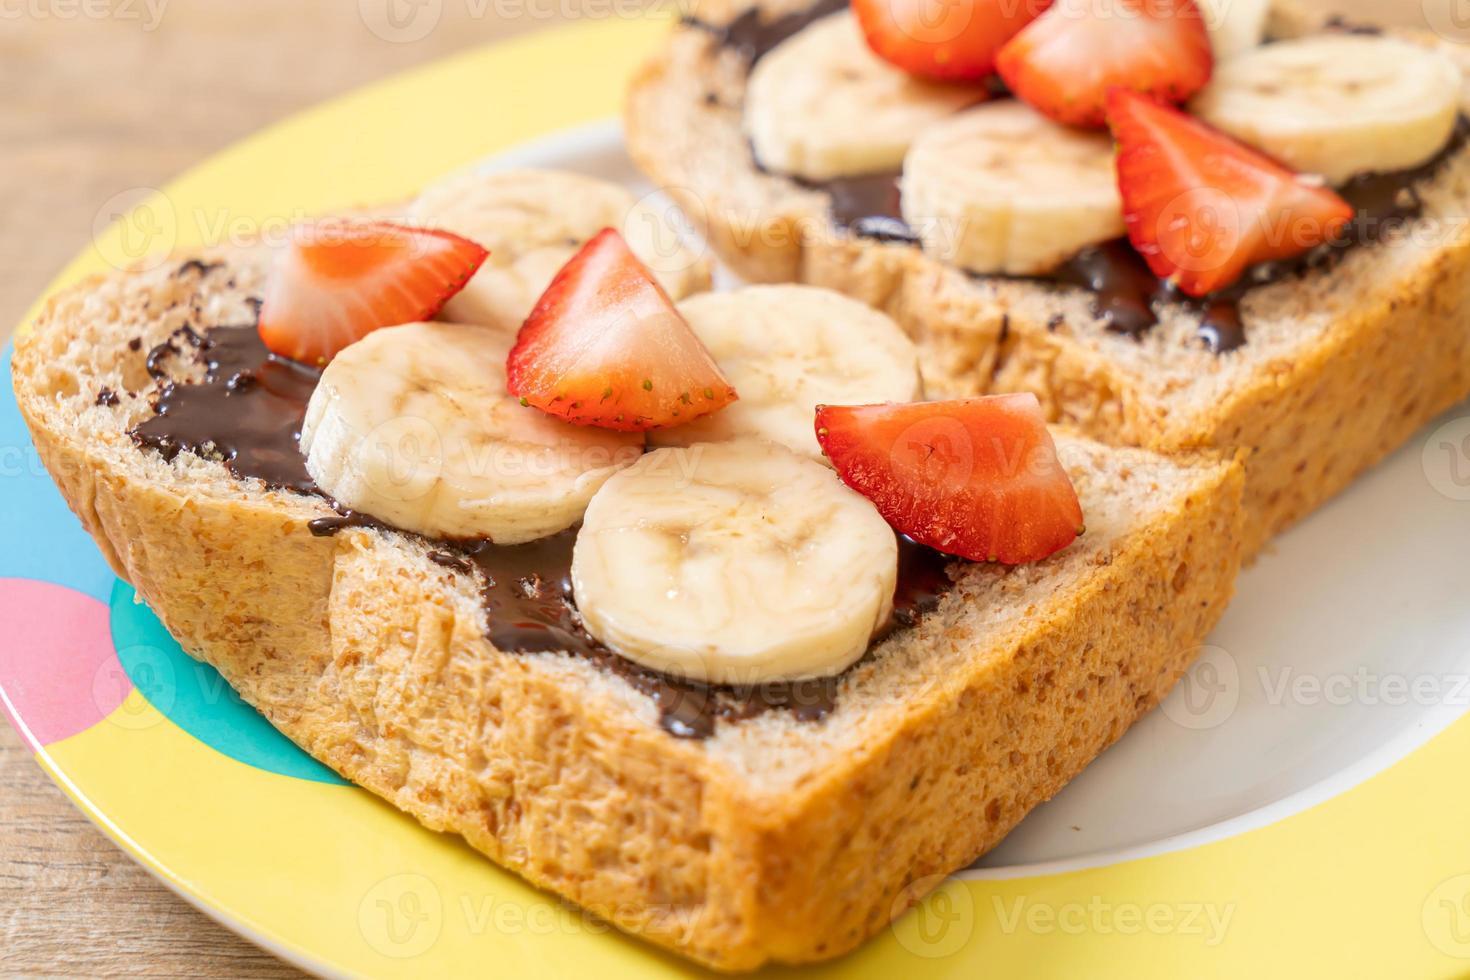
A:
0;346;116;602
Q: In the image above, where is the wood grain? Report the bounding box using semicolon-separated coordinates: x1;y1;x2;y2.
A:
0;0;1447;975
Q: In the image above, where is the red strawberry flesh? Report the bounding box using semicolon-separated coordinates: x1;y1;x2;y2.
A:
257;220;487;365
815;394;1084;564
997;0;1212;128
1107;88;1355;297
852;0;1051;82
506;228;736;432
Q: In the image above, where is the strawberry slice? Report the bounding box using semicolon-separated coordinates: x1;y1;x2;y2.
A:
258;220;487;365
814;394;1083;564
506;229;736;431
1107;89;1355;297
996;0;1212;128
852;0;1051;82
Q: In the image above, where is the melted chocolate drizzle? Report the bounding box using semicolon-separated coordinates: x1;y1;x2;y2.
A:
686;0;847;64
420;529;954;739
1046;240;1162;340
797;171;918;245
801;115;1467;353
128;308;959;739
1321;14;1384;36
307;510;388;537
133;324;320;493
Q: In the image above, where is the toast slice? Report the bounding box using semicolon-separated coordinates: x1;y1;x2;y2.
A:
625;2;1470;558
13;247;1244;969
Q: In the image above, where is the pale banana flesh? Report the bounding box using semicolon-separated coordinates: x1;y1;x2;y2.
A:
744;11;987;181
572;441;899;684
407;168;707;330
648;285;922;460
1194;0;1269;59
900;101;1125;275
299;321;644;543
1191;35;1462;186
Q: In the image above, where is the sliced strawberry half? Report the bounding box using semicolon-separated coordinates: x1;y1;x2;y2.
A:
258;220;487;365
815;394;1083;564
996;0;1212;128
852;0;1052;82
1107;89;1355;297
506;229;736;432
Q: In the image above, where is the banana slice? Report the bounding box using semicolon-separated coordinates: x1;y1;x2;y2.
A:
745;11;987;181
1191;35;1461;185
1195;0;1268;58
407;169;708;330
647;286;921;459
900;101;1125;276
300;321;643;542
572;442;898;685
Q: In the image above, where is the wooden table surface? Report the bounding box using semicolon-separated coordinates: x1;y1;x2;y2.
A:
0;0;1441;975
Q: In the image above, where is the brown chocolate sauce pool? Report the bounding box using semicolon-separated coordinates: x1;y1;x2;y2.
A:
133;322;319;493
686;0;846;64
422;528;952;739
694;0;1468;353
129;315;958;738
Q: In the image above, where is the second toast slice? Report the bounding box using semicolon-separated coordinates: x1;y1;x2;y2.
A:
625;2;1470;557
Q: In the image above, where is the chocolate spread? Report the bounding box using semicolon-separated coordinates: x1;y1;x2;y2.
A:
130;311;958;738
797;171;919;246
686;0;847;64
134;322;319;493
426;527;951;738
694;1;1469;352
791;116;1468;353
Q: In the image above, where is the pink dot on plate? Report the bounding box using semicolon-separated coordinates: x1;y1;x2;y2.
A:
0;578;128;750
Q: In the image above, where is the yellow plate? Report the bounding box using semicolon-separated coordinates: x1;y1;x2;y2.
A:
6;15;1470;978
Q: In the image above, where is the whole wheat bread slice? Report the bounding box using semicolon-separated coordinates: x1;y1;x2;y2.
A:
12;247;1243;969
625;1;1470;558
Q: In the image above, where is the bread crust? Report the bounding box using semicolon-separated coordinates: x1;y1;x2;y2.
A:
13;253;1244;970
625;3;1470;558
